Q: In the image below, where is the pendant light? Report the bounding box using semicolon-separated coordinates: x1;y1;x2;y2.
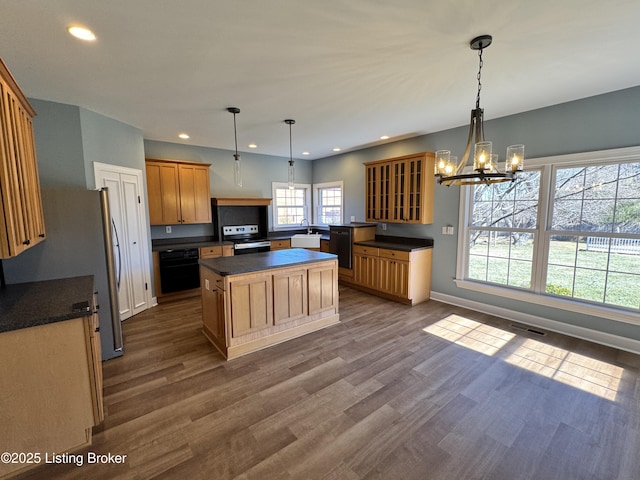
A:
434;35;524;186
227;107;242;188
285;119;296;189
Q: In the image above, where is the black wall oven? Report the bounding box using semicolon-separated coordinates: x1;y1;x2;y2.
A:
158;248;200;293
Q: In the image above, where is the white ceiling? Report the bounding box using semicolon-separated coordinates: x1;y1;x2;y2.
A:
1;0;640;160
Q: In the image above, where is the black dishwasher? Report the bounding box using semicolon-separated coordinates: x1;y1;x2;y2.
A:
158;248;200;293
329;226;353;269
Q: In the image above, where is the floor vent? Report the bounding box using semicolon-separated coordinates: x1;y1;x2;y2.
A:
510;324;547;336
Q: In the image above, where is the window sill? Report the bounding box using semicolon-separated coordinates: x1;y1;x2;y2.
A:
454;279;640;326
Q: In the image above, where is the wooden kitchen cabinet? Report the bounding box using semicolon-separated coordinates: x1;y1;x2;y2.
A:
270;239;291;250
199;244;233;259
0;58;46;258
0;309;103;478
146;158;211;225
364;152;435;224
201;268;227;353
352;244;432;305
308;262;338;315
200;253;339;360
229;274;273;337
353;245;379;291
273;268;307;324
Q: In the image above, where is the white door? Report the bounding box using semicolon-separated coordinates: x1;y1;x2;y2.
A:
94;162;152;320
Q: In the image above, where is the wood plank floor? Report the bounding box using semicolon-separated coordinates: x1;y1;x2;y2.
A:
19;286;640;480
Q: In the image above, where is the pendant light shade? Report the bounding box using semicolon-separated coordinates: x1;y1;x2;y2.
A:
435;35;525;186
227;107;242;188
285;119;296;189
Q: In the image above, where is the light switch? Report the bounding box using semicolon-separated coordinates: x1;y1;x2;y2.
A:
205;279;210;290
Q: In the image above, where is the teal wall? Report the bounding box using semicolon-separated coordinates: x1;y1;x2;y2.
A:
313;85;640;341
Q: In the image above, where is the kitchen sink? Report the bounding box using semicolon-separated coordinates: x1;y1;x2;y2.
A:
291;233;322;248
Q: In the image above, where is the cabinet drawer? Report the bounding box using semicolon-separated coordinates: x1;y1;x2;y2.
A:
200;246;223;258
378;248;410;261
353;244;379;256
271;239;291;250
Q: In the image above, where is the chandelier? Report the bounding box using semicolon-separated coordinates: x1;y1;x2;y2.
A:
435;35;524;186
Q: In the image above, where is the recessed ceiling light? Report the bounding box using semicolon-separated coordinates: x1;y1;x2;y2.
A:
178;133;190;139
380;135;389;140
302;151;310;156
248;143;258;149
67;26;96;41
332;147;341;152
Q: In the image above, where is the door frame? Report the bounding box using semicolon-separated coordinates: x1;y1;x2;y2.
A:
93;162;154;318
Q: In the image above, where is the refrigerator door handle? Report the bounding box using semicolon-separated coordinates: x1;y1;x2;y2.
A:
112;218;122;289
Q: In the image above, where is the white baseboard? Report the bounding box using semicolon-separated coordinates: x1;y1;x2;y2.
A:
430;291;640;356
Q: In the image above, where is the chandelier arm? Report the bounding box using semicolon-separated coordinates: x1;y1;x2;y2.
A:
455;110;476;175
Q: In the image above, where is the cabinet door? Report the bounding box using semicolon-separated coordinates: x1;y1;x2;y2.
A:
273;268;307;324
308;262;338;315
178;164;211;224
146;162;180;225
379;257;410;299
365;162;392;222
353;253;378;290
86;303;104;423
203;285;226;340
0;77;46;257
229;275;273;337
391;155;434;224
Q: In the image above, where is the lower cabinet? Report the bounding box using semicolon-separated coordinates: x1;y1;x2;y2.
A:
201;259;339;359
352;244;432;305
0;310;103;479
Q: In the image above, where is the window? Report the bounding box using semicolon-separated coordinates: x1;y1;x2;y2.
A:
272;182;311;229
313;181;343;226
458;147;640;322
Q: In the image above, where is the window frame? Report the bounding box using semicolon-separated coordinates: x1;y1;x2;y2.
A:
271;182;312;231
313;180;344;226
456;146;640;325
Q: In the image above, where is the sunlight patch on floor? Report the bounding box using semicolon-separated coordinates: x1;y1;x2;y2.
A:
422;314;516;356
505;338;623;401
423;314;624;401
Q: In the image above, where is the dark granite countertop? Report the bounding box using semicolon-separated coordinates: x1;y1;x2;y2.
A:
354;235;434;252
0;275;95;334
200;248;337;276
152;236;232;251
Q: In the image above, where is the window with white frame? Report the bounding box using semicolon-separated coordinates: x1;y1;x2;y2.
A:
458;147;640;321
313;181;343;226
272;182;311;229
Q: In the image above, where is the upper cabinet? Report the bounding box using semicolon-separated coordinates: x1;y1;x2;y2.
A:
364;152;435;224
145;158;212;225
0;58;46;258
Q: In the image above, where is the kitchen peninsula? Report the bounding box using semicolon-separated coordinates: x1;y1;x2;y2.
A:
199;249;339;359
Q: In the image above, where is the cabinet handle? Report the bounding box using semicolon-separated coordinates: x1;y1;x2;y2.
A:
39;233;45;238
23;239;30;245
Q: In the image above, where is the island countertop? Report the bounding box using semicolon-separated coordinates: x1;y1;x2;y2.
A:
199;248;337;276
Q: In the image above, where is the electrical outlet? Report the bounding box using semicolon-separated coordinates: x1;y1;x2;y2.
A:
350;216;356;222
381;223;387;231
165;225;172;234
205;279;210;290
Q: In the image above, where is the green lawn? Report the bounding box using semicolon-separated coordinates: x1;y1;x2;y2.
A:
469;239;640;310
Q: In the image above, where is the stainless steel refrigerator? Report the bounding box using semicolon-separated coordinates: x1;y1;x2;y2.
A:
3;187;123;360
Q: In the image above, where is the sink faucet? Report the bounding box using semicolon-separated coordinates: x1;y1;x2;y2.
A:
300;218;312;234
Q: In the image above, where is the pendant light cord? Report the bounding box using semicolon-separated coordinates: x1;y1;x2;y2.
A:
233;112;239;160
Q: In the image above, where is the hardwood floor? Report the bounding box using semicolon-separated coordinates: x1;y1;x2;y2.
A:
20;286;640;480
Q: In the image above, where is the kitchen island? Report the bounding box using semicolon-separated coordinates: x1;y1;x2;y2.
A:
199;249;339;359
